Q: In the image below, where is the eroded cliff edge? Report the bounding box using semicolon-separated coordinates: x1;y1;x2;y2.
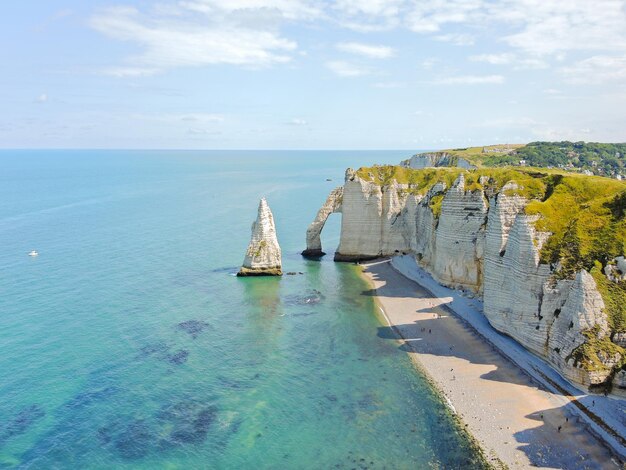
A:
307;165;626;394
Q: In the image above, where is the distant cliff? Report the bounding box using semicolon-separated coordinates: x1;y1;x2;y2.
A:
401;152;475;170
306;165;626;394
408;141;626;179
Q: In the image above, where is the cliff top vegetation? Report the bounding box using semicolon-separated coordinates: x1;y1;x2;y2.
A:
420;141;626;178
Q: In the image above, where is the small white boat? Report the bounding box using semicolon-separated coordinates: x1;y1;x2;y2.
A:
28;250;39;257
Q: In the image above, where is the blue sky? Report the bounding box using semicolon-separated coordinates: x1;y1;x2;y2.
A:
1;0;626;149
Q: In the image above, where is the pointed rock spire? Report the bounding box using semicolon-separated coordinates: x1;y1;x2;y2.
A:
238;198;282;276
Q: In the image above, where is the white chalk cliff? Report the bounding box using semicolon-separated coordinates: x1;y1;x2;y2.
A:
401;152;475;170
238;198;282;276
307;169;625;393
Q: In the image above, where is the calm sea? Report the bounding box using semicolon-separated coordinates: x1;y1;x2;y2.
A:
0;150;484;469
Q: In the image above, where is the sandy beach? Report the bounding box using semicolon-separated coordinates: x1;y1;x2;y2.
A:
360;258;621;469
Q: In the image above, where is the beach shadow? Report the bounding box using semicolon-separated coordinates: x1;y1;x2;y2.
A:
377;322;535;389
364;259;623;467
513;406;619;469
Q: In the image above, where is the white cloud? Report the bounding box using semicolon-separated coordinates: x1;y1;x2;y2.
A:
498;1;626;56
407;0;484;33
469;53;515;65
90;3;301;74
334;0;402;17
406;0;626;57
289;118;307;125
421;58;439;70
326;60;371;77
372;81;403;88
437;75;504;85
333;0;404;31
561;55;626;84
434;33;475;46
469;53;547;69
336;42;395;59
101;67;159;78
35;93;48;103
187;127;222;135
334;0;626;81
132;113;225;123
179;0;322;21
477;117;539;128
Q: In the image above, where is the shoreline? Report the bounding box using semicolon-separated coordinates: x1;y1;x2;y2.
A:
359;257;621;469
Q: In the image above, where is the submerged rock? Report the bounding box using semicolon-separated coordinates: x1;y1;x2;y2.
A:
238;198;282;276
177;320;211;339
283;289;324;306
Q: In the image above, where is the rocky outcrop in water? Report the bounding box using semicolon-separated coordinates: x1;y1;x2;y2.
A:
307;168;625;392
238;198;282;276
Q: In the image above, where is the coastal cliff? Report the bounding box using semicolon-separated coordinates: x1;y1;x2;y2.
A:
401;152;475;169
238;198;282;276
308;166;626;393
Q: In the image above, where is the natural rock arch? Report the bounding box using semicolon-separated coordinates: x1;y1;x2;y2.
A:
301;187;343;258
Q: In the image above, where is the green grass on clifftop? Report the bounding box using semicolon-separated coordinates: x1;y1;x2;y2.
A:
427;141;626;177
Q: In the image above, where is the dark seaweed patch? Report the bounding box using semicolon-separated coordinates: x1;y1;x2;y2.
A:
157;401;218;446
177;320;211;339
114;420;153;460
139;341;170;358
169;406;217;444
99;400;220;460
0;405;45;443
167;350;189;365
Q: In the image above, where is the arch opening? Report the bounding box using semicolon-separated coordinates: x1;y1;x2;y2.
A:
301;187;343;259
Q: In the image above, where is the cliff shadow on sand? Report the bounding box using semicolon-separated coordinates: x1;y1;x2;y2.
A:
362;258;624;468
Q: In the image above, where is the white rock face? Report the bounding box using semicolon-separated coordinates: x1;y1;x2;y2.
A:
334;169;416;261
401;152;475;169
238;198;282;276
303;187;343;257
431;174;487;292
308;169;623;390
605;256;626;282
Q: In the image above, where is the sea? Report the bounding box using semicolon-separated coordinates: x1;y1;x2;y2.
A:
0;150;485;469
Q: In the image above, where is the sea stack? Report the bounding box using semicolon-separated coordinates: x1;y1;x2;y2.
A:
238;198;282;276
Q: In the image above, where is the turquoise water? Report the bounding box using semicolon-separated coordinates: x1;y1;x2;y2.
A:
0;151;484;469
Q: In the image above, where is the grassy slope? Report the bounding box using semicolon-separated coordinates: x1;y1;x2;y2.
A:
434;141;626;176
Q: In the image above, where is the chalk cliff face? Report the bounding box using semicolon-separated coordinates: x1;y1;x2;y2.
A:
401;152;475;169
238;198;282;276
310;169;624;392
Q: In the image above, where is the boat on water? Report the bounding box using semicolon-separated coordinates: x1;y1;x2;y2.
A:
28;250;38;257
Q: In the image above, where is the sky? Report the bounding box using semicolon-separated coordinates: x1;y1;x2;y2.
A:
1;0;626;149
